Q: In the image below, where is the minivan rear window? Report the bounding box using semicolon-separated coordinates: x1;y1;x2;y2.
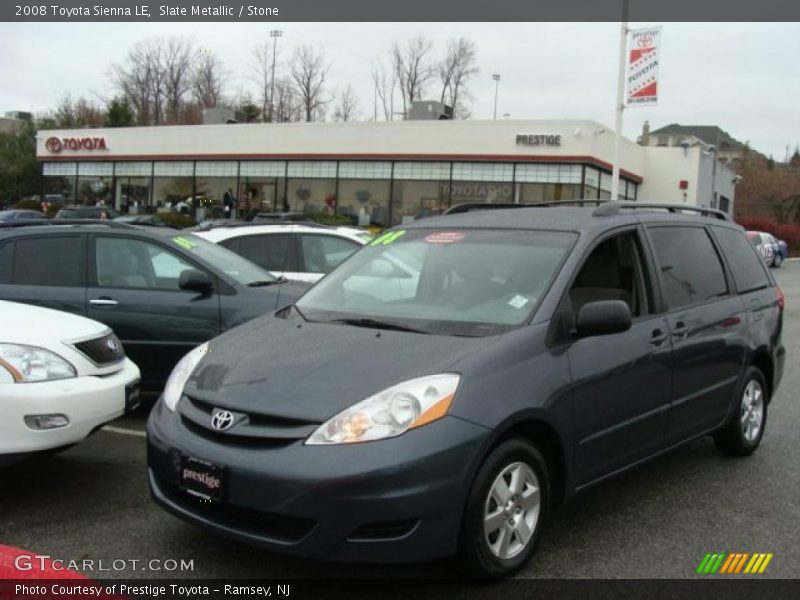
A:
712;226;771;293
648;226;728;310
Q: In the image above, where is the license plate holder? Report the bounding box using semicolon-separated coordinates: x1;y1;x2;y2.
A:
180;456;225;502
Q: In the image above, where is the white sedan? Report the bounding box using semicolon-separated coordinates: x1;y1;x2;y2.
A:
0;301;140;464
195;223;371;283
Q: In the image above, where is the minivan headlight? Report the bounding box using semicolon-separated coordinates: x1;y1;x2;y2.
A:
163;343;209;411
306;374;460;445
0;343;76;382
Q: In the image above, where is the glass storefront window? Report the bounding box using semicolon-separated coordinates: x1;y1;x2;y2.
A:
287;179;336;215
448;181;514;205
239;177;285;215
519;183;581;202
391;179;449;225
115;177;151;213
337;179;391;227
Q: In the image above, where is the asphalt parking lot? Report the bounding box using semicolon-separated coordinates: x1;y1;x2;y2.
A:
2;264;799;580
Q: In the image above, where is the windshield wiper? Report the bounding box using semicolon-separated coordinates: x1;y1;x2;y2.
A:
247;277;287;287
330;318;429;334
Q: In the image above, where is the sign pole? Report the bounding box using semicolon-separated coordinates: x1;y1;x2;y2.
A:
611;0;629;201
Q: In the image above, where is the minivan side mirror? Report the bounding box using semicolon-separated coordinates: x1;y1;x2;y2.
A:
179;269;214;294
575;300;632;338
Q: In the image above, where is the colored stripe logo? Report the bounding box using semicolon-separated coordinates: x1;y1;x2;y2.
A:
696;552;773;574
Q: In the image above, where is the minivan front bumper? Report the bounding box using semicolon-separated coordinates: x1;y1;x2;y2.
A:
147;398;490;563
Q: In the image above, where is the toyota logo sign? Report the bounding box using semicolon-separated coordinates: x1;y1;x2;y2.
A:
45;137;63;153
105;338;119;354
211;409;234;431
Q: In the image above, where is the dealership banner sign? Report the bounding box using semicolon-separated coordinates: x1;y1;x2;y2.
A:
626;27;661;106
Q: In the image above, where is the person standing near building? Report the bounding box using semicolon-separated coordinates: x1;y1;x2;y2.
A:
222;188;234;219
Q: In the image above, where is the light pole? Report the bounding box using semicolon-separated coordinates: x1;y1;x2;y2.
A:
492;74;501;120
268;29;283;123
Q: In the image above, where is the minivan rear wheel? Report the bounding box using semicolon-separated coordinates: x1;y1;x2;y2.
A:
457;439;549;578
714;367;768;456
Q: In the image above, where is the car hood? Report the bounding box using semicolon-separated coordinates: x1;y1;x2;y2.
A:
0;300;108;346
184;314;496;422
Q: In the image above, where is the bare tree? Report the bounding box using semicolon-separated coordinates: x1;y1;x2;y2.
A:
437;38;479;118
251;38;274;122
371;59;397;121
391;36;434;119
51;95;105;128
163;37;196;124
290;46;330;122
192;53;227;109
111;38;161;125
273;77;301;123
111;36;198;125
333;85;361;122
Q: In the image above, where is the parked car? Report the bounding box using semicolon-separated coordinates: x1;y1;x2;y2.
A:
0;222;310;390
194;223;372;283
147;201;784;577
747;230;788;268
0;300;140;465
114;215;174;228
55;205;121;220
0;209;47;222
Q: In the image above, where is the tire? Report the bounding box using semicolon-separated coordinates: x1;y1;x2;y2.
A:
773;253;783;268
457;439;549;578
714;367;768;456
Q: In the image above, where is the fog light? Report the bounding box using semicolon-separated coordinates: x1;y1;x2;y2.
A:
24;414;69;430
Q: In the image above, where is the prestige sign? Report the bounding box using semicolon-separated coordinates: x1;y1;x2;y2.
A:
44;136;108;153
516;134;562;147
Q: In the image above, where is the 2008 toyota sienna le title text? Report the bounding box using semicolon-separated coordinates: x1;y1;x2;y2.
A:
147;201;784;577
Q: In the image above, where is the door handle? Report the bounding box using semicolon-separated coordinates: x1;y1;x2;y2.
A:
649;329;668;345
751;299;764;321
672;321;689;338
90;298;118;306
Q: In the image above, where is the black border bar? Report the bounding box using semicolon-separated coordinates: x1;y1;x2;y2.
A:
2;0;800;22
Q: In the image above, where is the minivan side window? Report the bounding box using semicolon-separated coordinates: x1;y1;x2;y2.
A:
12;236;83;287
712;226;771;293
299;234;360;274
569;231;651;319
0;241;12;284
95;237;196;290
647;226;728;310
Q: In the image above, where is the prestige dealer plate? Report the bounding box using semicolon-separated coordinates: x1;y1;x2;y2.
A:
180;456;225;502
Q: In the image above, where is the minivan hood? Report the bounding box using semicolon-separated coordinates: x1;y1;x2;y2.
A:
184;314;496;422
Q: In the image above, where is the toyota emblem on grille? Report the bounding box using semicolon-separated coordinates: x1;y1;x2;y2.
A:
211;409;234;431
105;339;119;353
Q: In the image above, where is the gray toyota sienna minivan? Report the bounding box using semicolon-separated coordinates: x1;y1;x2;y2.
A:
148;201;785;577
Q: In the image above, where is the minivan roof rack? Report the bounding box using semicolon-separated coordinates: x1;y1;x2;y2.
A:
0;219;136;229
443;200;730;221
588;201;730;220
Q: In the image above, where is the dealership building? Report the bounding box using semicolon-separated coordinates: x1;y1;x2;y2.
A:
36;119;735;226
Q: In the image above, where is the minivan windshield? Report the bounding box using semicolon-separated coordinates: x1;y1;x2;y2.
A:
169;234;278;286
296;228;576;337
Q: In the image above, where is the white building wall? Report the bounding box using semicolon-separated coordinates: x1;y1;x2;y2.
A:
639;147;735;214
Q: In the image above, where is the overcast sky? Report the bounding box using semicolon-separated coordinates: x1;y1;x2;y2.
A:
1;22;798;159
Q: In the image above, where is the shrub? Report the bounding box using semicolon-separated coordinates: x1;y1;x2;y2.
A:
12;199;43;212
307;212;355;226
155;212;195;229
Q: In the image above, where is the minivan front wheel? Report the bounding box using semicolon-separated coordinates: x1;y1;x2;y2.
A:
458;439;549;577
714;367;768;456
773;253;783;268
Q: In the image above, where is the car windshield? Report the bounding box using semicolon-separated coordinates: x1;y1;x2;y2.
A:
168;234;278;285
296;228;576;337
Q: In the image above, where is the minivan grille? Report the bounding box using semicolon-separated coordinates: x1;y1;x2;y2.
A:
179;395;319;444
73;333;125;366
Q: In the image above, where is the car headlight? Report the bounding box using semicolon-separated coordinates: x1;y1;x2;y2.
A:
0;343;76;383
306;374;460;445
163;342;209;411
